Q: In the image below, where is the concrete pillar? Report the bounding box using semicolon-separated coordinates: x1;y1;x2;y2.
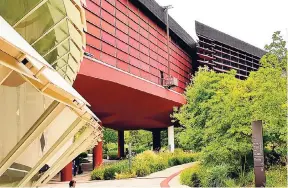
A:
118;130;125;158
93;141;103;168
168;126;174;152
152;129;161;151
61;162;72;182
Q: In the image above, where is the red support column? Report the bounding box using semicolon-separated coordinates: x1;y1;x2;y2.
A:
118;130;125;158
93;141;103;168
61;162;72;182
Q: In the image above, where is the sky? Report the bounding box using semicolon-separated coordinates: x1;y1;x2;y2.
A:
155;0;288;49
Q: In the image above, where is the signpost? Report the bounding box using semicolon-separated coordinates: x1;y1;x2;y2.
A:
128;143;132;172
252;120;266;187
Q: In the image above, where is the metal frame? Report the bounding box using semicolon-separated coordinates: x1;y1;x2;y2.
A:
0;101;65;176
17;116;86;187
13;0;49;28
32;126;94;186
41;136;96;185
0;65;13;85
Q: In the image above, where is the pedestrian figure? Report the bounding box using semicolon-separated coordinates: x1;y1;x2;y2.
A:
69;180;76;188
72;160;77;176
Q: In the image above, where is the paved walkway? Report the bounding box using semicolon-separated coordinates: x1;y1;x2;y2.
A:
43;162;195;188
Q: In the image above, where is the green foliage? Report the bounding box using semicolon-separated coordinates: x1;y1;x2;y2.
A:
91;167;105;180
91;150;197;180
125;130;152;149
107;150;118;160
263;31;287;70
174;31;287;186
91;161;129;180
115;171;137;179
180;163;201;187
266;165;287;187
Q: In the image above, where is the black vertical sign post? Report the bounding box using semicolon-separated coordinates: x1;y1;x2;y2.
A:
252;120;266;187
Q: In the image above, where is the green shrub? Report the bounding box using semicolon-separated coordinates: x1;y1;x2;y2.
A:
115;171;137;179
180;163;201;187
266;165;287;187
107;150;118;160
91;167;105;180
200;165;231;187
91;161;129;180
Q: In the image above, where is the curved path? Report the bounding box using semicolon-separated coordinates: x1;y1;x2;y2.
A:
43;162;195;188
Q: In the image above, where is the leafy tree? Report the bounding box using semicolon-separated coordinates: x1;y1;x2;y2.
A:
103;128;117;143
173;31;287;178
125;130;152;149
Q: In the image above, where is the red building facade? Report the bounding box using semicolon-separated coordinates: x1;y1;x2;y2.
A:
84;0;193;94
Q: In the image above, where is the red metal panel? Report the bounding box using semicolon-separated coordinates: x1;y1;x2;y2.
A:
101;52;117;66
139;53;149;64
106;0;115;6
129;47;139;58
149;58;158;69
128;10;139;23
140;70;150;80
102;31;116;46
86;10;101;27
101;10;115;25
116;39;129;53
102;0;115;13
150;66;160;77
139;44;148;56
116;50;129;62
129;38;139;50
86;0;100;16
129;66;140;76
139;27;148;39
102;21;115;36
115;0;128;13
149;42;157;53
140;62;149;72
128;2;139;15
117;0;128;6
90;47;101;59
139;19;148;31
116;20;128;34
102;42;116;56
86;34;101;49
116;60;129;71
116;9;128;24
116;29;128;43
150;75;159;84
90;0;100;5
129;28;139;41
139;36;149;48
149;34;157;45
157;48;168;60
158;55;167;67
149;26;157;37
128;19;138;31
87;22;101;38
150;50;157;61
130;56;141;68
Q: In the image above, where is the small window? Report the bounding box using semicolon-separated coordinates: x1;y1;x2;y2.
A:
160;71;164;85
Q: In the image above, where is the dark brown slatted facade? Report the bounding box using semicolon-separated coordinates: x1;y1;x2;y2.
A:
196;21;266;79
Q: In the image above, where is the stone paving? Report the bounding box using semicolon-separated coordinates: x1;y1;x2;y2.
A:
42;162;195;188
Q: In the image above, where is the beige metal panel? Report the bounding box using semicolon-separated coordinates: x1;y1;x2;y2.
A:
15;106;78;168
0;17;52;69
0;50;38;82
0;101;64;177
40;136;94;185
33;126;93;186
0;65;13;85
18;117;85;187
